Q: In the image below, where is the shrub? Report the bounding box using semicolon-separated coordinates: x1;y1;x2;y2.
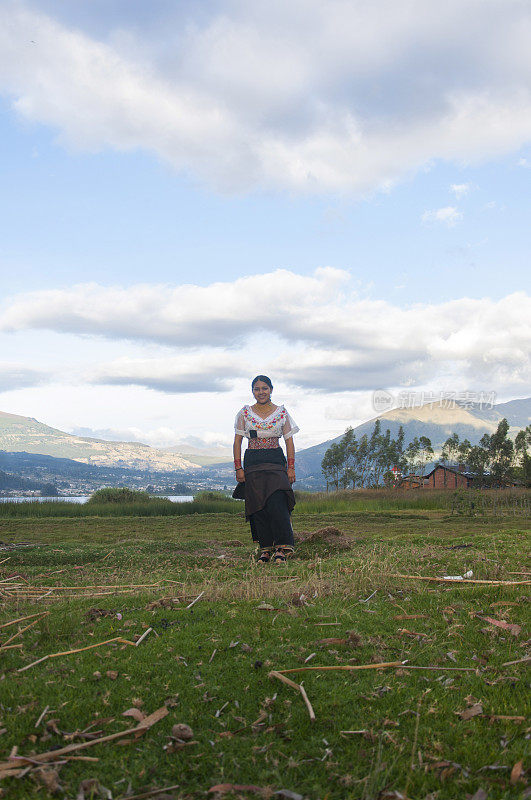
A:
193;490;233;503
87;487;152;504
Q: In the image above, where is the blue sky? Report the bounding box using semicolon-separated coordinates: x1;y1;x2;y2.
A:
0;0;530;451
2;102;530;301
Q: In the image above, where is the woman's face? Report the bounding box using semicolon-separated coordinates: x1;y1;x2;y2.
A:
252;380;271;404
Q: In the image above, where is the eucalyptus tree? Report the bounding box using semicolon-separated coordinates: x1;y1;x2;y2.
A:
515;425;531;486
404;436;434;478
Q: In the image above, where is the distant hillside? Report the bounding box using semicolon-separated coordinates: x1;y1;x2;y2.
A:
0;467;57;495
163;444;233;467
0;411;200;472
295;397;531;479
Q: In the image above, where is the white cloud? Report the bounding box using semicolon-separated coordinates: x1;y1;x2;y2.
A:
0;362;49;392
518;157;530;168
0;268;350;346
89;354;248;393
421;206;463;226
2;271;529;395
1;1;531;193
450;183;470;198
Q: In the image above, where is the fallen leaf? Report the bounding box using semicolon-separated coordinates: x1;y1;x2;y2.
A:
440;766;455;780
105;670;118;680
45;719;62;736
457;703;483;720
470;789;487;800
256;604;275;611
480;616;521;637
274;791;304;800
123;708;145;723
398;628;428;638
317;637;347;646
510;760;524;785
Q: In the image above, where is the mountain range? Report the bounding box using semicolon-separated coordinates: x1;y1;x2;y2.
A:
293;397;531;480
0;411;200;471
1;397;529;485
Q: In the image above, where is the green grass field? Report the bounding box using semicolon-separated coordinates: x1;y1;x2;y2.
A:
0;505;529;799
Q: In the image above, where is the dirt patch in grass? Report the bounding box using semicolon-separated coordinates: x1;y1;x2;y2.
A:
294;525;352;558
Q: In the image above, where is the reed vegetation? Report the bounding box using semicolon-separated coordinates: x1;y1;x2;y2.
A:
1;486;529;517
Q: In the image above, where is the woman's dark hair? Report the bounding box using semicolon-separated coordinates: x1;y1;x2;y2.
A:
251;375;273;391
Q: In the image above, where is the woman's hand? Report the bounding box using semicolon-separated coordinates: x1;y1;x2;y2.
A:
236;467;245;483
287;467;296;484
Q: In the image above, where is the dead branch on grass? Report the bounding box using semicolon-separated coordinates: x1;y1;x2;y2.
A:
0;706;168;772
502;655;531;667
135;627;153;647
0;612;48;629
186;590;205;609
275;660;404;675
17;636;136;673
389;574;531;586
269;670;315;722
0;613;49;648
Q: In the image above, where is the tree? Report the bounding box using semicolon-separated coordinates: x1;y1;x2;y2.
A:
404;436;434;479
487;418;514;485
321;442;345;491
447;419;518;487
441;433;460;465
514;425;531;486
321;422;408;489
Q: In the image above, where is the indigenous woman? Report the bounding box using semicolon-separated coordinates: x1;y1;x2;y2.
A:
233;375;299;563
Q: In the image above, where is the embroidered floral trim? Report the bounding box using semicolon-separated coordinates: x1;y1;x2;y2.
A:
247;437;280;449
243;405;286;430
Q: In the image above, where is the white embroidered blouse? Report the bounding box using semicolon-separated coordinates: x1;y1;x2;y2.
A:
234;405;299;440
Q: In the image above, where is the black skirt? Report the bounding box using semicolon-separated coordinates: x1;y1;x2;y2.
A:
232;447;296;529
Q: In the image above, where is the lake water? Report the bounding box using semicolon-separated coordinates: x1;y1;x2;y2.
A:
0;495;194;504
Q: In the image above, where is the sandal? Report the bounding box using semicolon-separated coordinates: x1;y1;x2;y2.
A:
272;546;294;563
257;548;272;564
